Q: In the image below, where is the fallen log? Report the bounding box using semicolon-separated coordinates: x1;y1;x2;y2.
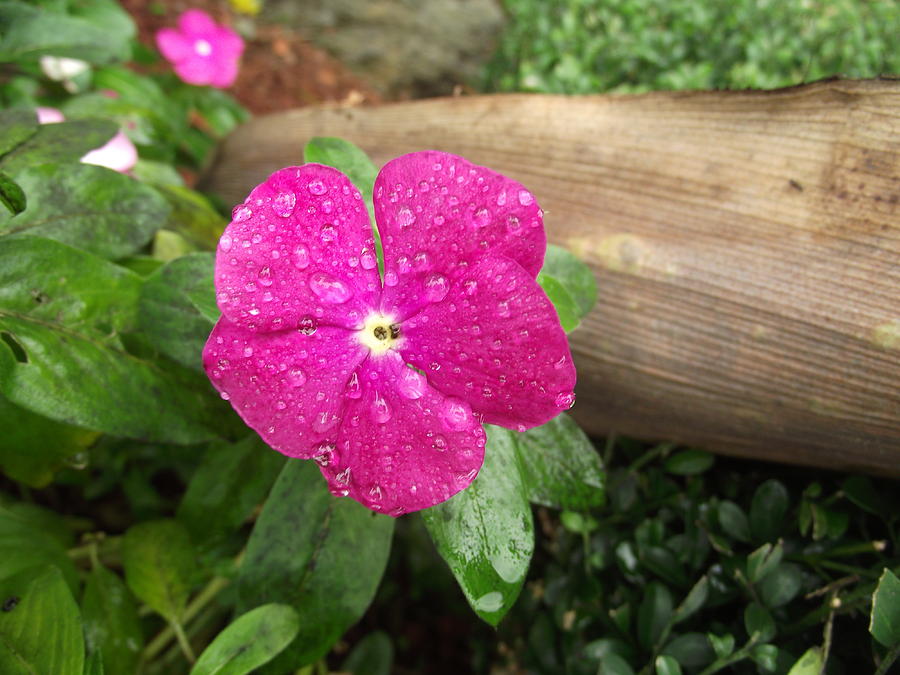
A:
202;79;900;477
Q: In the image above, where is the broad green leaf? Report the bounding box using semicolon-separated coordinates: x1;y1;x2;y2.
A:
870;568;900;647
178;435;285;549
0;0;130;63
340;631;393;675
786;647;824;675
185;87;250;139
655;655;682;675
0;506;79;593
537;274;581;332
758;563;804;608
598;653;636;675
750;480;789;543
190;604;299;675
1;163;169;260
513;413;604;509
0;171;25;215
747;540;783;583
138;253;216;370
841;475;887;516
637;581;673;649
0;392;98;486
304;137;377;208
82;565;143;675
237;460;394;671
423;425;534;626
0;119;117;174
716;501;751;542
155;185;227;250
744;602;775;642
0;236;227;443
751;644;779;672
660;633;715;669
539;244;598;317
673;575;708;624
83;650;104;675
707;633;734;660
122;519;196;622
0;565;84;675
0;108;37;157
664;449;715;475
0;501;73;547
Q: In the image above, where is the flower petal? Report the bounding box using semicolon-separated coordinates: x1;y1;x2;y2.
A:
155;27;193;62
215;165;380;333
375;151;546;320
399;253;576;429
178;9;218;35
81;131;138;173
203;317;368;458
173;57;219;87
213;27;245;58
208;56;240;89
319;352;486;516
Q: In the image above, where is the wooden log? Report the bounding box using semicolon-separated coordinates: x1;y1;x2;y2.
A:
201;79;900;477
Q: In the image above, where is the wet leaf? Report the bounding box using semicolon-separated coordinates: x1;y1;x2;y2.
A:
758;563;803;608
0;107;37;157
539;244;598;318
190;604;299;675
717;500;751;542
787;647;824;675
750;480;789;543
661;633;715;669
655;655;682;675
0;171;25;216
664;449;714;475
0;119;117;174
637;581;673;649
340;631;394;675
82;565;143;675
423;425;534;626
744;602;776;642
870;568;900;647
238;460;394;671
0;505;79;594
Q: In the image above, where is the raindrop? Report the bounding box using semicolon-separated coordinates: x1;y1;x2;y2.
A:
242;346;253;357
496;191;507;206
231;204;252;222
432;214;445;226
322;199;334;214
384;270;399;287
360;249;377;270
554;355;567;370
397;367;426;399
276;400;287;410
497;300;511;318
287;367;307;386
335;468;352;485
320;224;338;243
220;391;231;401
424;274;449;303
346;371;362;398
307;180;327;196
554;392;576;409
369;484;383;501
463;279;477;296
440;397;472;431
506;215;522;234
518;189;534;206
292;245;310;269
397;207;416;228
371;392;391;423
313;442;335;466
432;434;448;451
473;207;491;228
220;234;233;251
312;410;339;433
418;181;430;192
309;272;351;304
257;266;273;286
297;316;318;335
272;191;296;217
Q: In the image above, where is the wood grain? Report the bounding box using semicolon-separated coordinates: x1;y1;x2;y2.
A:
202;79;900;476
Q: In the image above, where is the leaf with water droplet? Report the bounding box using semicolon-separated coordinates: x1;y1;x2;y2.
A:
422;425;533;626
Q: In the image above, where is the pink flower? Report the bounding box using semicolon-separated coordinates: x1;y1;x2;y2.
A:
203;152;576;515
35;107;137;174
155;9;244;88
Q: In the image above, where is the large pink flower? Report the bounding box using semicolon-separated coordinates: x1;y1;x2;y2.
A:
155;9;244;88
203;152;576;515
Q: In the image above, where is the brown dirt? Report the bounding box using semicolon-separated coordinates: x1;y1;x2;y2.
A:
120;0;382;114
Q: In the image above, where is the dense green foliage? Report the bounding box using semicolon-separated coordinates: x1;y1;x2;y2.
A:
485;0;900;93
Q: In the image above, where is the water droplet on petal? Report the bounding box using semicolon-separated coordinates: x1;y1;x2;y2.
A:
369;484;383;501
518;189;534;206
219;234;233;251
506;215;522;234
319;223;338;243
432;214;445;226
258;266;273;286
360;248;377;270
384;270;399;287
497;300;511;318
432;433;448;451
308;180;327;196
397;207;416;228
313;410;339;433
272;191;296;217
554;355;567;370
321;199;334;213
346;371;362;398
309;272;351;304
276;400;287;410
231;204;252;222
397;367;426;399
242;346;253;357
293;245;310;269
335;468;352;485
288;367;307;386
298;315;318;335
424;274;449;303
440;397;472;431
371;392;391;423
496;191;507;206
219;391;231;401
555;392;576;409
314;442;335;466
473;207;491;228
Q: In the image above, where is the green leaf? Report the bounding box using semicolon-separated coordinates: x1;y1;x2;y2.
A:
758;563;804;608
537;274;581;332
0;108;37;157
237;460;394;671
747;540;783;583
0;119;117;174
304;137;377;208
637;581;673;649
190;604;299;675
83;650;104;675
750;480;789;543
716;500;751;542
82;565;143;675
751;644;779;672
155;184;227;250
598;653;636;675
870;568;900;647
787;647;824;675
1;163;169;260
513;413;604;509
655;655;682;675
138;253;217;370
0;505;79;594
122;519;196;622
661;633;715;669
0;236;227;443
0;0;130;63
0;565;84;675
539;244;598;317
842;476;887;516
673;575;709;624
663;449;714;475
177;436;285;549
707;633;734;660
423;425;534;626
0;171;25;215
340;631;393;675
743;602;776;642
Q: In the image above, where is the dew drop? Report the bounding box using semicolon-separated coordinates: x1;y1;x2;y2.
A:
432;434;448;451
463;279;477;296
496;191;507;206
312;410;339;433
313;442;335;466
432;214;445;226
335;468;352;485
397;367;426;399
319;223;338;243
424;273;449;303
554;355;567;370
360;248;377;269
371;392;391;423
309;272;351;304
287;367;307;386
440;397;472;431
384;270;399;287
518;189;534;206
231;204;252;222
257;266;273;286
297;315;318;335
276;400;287;410
219;234;233;251
369;484;383;501
242;346;253;357
219;391;231;401
497;300;511;318
307;180;327;196
272;191;296;217
555;391;576;409
506;215;522;234
321;199;334;214
397;207;416;228
293;244;310;269
473;207;491;228
345;371;362;399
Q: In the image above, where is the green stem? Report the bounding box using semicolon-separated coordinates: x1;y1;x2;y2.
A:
697;635;759;675
628;442;676;473
874;642;900;675
171;619;195;664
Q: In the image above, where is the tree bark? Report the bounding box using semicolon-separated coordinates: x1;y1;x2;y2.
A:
202;79;900;477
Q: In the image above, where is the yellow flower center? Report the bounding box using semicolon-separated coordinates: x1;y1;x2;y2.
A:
357;314;401;356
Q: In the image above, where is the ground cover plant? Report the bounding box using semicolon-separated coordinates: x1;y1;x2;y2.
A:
0;1;899;674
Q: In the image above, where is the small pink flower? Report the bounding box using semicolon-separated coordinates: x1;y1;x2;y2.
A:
155;9;244;88
203;152;576;515
35;107;137;174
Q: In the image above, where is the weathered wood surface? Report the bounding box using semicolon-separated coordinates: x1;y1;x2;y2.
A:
202;79;900;477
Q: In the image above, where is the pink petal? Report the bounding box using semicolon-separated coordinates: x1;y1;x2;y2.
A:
173;57;219;86
178;9;218;36
203;317;368;458
80;130;138;173
375;151;546;320
155;28;193;62
36;107;65;124
319;352;486;516
208;57;239;89
399;253;576;430
215;165;381;333
213;26;245;58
